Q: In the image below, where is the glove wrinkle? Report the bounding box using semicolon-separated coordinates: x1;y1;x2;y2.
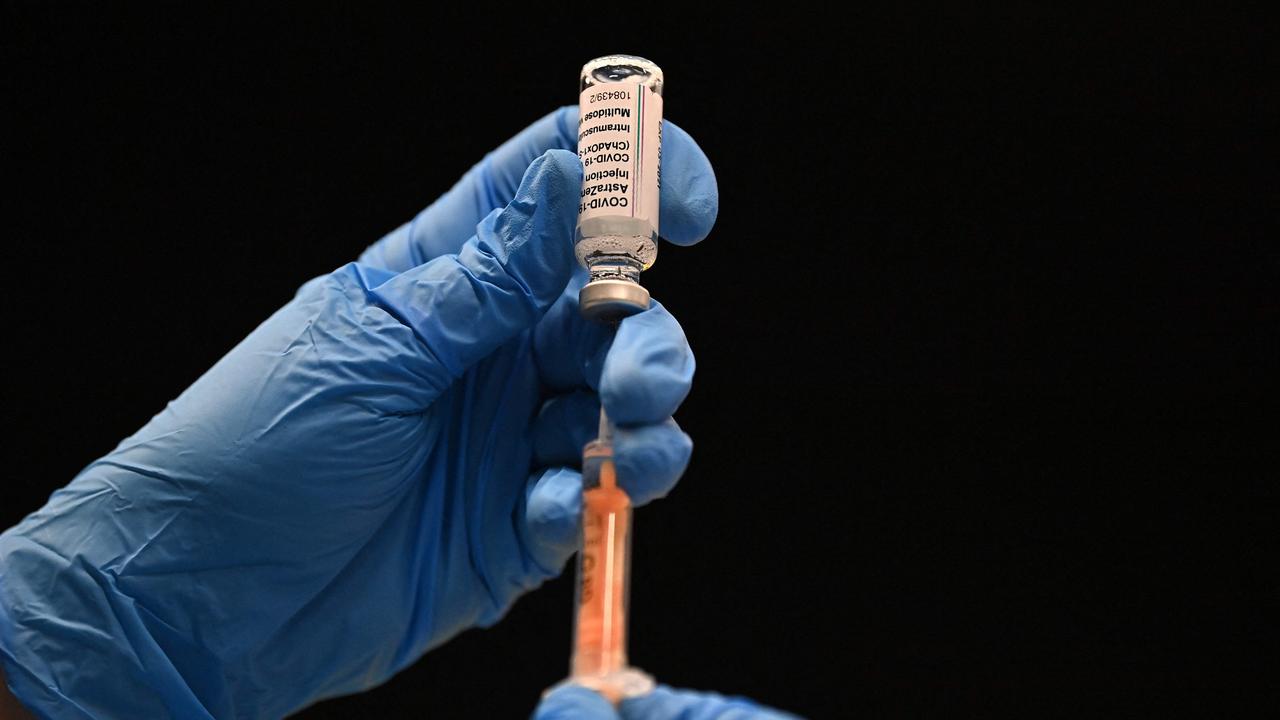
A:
475;155;505;215
457;365;505;624
460;341;547;626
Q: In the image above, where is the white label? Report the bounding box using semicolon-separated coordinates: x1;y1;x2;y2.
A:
577;83;663;232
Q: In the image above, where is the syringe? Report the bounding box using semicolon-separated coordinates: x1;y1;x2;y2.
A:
569;408;651;700
563;54;665;702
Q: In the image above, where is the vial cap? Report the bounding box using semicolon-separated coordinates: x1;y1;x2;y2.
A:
578;280;651;323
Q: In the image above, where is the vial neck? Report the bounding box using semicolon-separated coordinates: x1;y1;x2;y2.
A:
587;256;642;284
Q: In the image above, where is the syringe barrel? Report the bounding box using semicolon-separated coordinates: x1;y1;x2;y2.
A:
571;439;633;678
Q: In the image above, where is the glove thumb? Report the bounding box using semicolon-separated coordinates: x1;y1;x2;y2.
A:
370;149;583;397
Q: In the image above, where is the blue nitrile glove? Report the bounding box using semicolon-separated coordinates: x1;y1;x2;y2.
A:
535;684;802;720
0;107;718;719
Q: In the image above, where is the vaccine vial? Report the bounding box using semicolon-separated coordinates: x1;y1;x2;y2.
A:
576;55;664;321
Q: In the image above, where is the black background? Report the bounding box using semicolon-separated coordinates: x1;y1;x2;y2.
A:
2;5;1275;718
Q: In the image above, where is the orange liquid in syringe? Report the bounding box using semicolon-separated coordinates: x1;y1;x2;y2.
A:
572;457;632;678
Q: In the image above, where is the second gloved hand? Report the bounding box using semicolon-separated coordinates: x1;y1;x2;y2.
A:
0;107;718;719
535;685;802;720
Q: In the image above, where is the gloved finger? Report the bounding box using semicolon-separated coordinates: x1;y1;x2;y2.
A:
657;120;719;246
521;466;583;577
620;685;800;720
534;398;692;505
368;149;581;399
600;303;695;426
533;390;602;467
534;684;619;720
613;418;693;506
534;299;694;418
359;109;718;273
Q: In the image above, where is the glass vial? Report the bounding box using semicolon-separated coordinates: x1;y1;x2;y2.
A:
576;55;664;321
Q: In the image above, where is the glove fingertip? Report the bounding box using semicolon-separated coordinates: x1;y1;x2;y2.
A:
493;149;583;302
523;467;583;573
614;421;693;507
658;120;719;247
600;306;695;426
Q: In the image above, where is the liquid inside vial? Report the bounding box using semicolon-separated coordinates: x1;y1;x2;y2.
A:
573;218;658;280
577;55;664;286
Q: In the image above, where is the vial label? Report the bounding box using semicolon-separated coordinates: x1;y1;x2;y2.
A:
577;83;663;234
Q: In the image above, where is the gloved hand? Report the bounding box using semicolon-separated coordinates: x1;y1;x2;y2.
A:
0;106;718;719
535;685;801;720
